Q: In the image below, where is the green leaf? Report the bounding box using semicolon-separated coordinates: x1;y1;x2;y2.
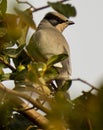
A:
26;69;38;84
48;2;76;18
3;14;22;41
17;64;25;72
0;41;16;51
44;67;59;82
0;0;7;15
0;99;12;128
87;84;103;129
14;8;36;29
70;92;96;130
0;55;10;68
0;27;7;37
28;62;46;76
3;44;25;58
0;73;10;81
17;24;29;45
27;62;46;83
0;63;4;74
26;36;46;62
13;50;31;67
10;69;27;81
47;53;68;67
61;80;72;91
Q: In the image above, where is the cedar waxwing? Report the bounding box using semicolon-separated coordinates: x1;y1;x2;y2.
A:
26;12;74;89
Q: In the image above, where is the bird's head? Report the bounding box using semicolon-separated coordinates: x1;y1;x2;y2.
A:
44;12;74;32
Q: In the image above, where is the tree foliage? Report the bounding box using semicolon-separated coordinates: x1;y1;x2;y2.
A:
0;0;102;130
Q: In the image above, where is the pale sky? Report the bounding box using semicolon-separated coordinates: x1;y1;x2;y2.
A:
7;0;103;98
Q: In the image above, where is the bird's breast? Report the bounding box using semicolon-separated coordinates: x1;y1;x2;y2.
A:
36;28;70;58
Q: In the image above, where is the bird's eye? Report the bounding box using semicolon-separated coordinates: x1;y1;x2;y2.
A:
65;20;69;23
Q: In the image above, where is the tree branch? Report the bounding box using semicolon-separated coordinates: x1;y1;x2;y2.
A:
9;96;49;129
0;83;65;129
16;0;69;12
0;57;15;71
33;0;69;12
0;82;50;113
72;78;99;91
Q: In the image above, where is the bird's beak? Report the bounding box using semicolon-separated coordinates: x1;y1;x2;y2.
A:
68;20;75;25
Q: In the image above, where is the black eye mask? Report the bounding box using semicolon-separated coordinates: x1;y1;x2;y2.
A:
44;13;65;26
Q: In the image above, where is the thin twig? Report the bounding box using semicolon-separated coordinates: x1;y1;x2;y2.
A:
33;0;69;12
19;106;35;112
72;78;99;91
87;118;93;130
16;0;69;12
0;57;15;71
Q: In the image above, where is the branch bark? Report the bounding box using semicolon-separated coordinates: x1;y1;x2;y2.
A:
0;82;51;129
33;0;69;12
0;82;50;113
0;57;15;71
11;96;49;129
72;78;99;91
0;82;67;130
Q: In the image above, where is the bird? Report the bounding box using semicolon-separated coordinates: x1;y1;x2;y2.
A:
26;11;74;89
